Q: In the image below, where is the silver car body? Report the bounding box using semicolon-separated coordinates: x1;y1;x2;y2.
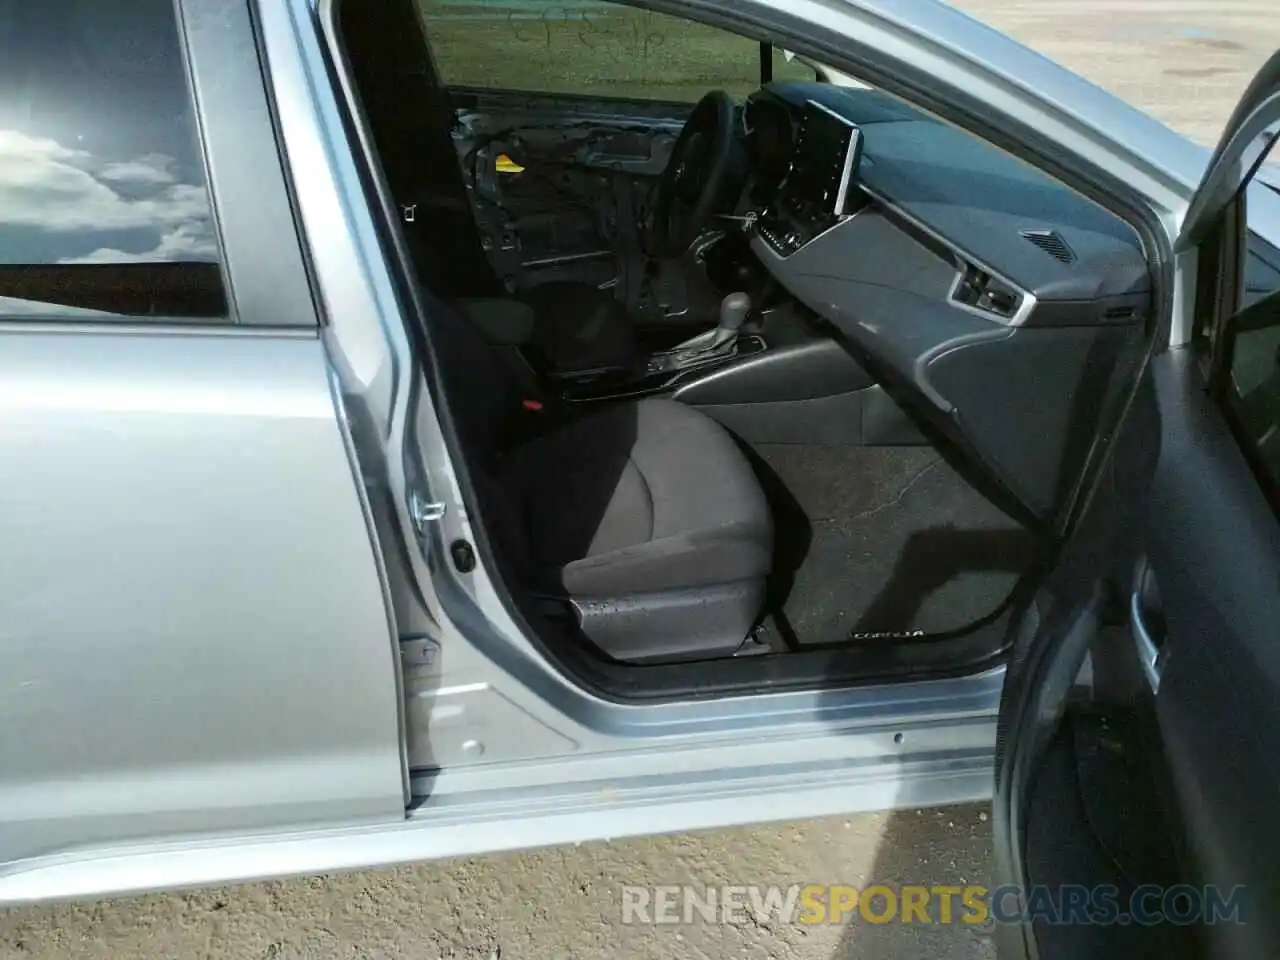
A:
0;0;1276;904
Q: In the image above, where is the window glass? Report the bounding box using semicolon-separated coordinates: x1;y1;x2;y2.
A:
1224;289;1280;503
418;0;816;102
1225;163;1280;505
0;0;227;319
1245;233;1280;309
770;48;821;86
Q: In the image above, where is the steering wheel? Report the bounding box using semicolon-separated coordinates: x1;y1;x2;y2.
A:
649;90;738;258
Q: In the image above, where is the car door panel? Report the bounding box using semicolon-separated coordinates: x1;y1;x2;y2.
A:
0;0;406;870
1141;353;1280;958
0;333;406;863
995;48;1280;960
999;350;1280;958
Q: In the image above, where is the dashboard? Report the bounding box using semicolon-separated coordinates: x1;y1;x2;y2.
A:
739;82;1155;520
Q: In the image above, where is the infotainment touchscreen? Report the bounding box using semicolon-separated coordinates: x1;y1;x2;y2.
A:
782;101;863;215
756;100;864;257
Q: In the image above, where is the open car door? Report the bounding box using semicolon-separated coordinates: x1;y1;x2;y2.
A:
993;52;1280;959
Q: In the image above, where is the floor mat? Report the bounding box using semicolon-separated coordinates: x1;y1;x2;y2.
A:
748;444;1037;648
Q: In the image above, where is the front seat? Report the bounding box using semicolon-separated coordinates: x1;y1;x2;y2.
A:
401;224;638;378
426;291;772;663
520;281;638;377
458;282;637;378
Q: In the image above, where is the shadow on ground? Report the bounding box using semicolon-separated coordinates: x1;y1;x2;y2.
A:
832;805;997;960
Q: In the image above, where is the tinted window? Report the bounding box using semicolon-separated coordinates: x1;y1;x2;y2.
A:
1245;234;1280;308
0;0;227;319
1224;289;1280;508
416;0;817;102
1225;225;1280;511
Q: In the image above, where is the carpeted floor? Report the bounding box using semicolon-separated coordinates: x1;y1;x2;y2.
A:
747;444;1038;649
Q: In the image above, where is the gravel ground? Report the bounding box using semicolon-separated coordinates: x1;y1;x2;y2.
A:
3;3;1278;959
0;808;995;960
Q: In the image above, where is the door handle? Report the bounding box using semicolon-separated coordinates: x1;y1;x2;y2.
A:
1129;590;1164;694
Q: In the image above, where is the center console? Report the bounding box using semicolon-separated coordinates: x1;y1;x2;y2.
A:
756;101;865;258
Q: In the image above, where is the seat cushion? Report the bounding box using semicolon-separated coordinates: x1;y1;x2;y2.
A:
522;282;638;375
499;398;772;599
453;298;536;347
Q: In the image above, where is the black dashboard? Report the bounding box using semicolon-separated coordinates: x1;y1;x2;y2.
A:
740;82;1153;520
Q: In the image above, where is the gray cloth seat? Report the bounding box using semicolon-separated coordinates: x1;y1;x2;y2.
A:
425;290;772;663
456;283;638;377
505;399;772;596
521;281;638;376
499;399;772;662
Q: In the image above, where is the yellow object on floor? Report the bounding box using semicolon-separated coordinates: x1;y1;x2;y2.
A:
495;153;525;174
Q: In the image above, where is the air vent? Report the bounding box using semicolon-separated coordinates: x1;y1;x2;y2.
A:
1021;229;1077;264
951;263;1021;319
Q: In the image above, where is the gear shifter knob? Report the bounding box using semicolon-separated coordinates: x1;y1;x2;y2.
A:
667;291;752;363
719;292;752;332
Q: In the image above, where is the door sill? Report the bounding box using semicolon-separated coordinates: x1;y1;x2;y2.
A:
520;597;1016;704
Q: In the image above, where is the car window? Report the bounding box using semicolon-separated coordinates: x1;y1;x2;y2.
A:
1225;224;1280;510
415;0;817;102
1245;233;1280;308
1201;129;1280;510
0;0;227;320
1223;286;1280;507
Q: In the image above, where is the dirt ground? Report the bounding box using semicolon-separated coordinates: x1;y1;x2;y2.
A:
3;2;1278;959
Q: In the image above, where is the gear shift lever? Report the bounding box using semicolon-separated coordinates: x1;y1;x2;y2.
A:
707;292;751;351
646;292;754;375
